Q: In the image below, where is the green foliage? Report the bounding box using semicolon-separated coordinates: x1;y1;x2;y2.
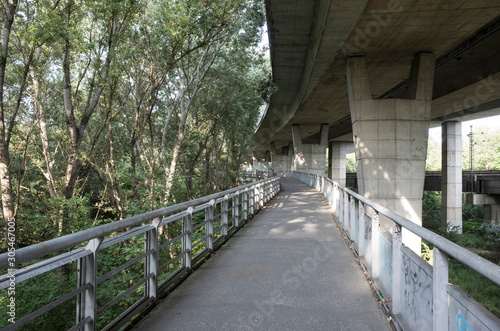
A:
449;259;500;318
462;126;500;171
346;153;356;173
426;136;441;171
422;191;442;230
0;0;269;328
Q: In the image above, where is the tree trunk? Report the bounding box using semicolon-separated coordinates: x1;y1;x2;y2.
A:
0;0;18;239
107;123;125;219
31;62;58;200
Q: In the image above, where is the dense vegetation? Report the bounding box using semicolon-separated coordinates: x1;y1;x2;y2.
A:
0;0;272;328
422;190;500;317
0;0;272;249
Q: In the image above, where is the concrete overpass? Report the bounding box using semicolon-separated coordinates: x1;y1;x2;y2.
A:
252;0;500;246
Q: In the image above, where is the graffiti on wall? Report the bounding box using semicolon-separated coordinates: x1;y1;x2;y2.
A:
401;252;433;330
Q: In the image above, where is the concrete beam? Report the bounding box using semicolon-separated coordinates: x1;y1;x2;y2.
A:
292;124;329;176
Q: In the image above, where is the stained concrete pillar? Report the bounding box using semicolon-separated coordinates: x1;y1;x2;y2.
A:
328;142;354;187
269;142;293;173
292;124;329;176
484;204;500;224
346;53;435;255
286;142;294;173
252;153;267;172
270;142;280;171
441;121;462;232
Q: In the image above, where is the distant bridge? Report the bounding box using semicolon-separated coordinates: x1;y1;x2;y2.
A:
346;171;500;194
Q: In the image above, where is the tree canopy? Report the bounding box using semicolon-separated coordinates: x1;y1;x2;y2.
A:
0;0;271;248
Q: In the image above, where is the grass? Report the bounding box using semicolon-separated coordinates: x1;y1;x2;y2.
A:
422;191;500;318
448;259;500;318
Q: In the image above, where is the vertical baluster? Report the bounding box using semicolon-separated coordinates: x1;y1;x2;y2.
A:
392;223;402;316
221;194;229;236
259;183;265;209
350;195;355;239
242;188;248;221
182;207;194;270
249;186;254;215
344;191;349;231
371;211;380;279
145;218;160;300
76;237;103;331
358;202;365;257
233;191;240;228
433;247;449;331
205;201;214;252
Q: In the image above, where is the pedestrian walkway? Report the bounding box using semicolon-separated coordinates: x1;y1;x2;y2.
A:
133;177;391;330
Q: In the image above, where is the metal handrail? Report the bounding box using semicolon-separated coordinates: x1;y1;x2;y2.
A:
292;171;500;331
0;177;281;331
0;178;275;270
297;172;500;286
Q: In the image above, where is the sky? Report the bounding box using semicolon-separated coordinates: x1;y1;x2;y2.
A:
429;115;500;142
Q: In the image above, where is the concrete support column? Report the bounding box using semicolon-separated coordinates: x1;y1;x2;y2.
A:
270;142;281;172
270;142;291;172
441;121;462;232
346;53;435;255
484;204;500;224
328;142;353;187
292;124;329;176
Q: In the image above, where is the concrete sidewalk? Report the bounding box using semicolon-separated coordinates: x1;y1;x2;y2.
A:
133;177;391;331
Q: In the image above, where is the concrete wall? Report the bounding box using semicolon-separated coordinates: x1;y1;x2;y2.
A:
292;124;328;176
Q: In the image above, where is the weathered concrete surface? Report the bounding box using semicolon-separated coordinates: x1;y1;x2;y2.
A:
133;177;391;331
441;121;462;231
254;0;500;157
292;124;329;176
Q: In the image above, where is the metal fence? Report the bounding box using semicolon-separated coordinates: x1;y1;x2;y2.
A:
0;177;280;331
292;171;500;331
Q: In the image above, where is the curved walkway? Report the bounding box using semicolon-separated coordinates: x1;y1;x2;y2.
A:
133;177;391;330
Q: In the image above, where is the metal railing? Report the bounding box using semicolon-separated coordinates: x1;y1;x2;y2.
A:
0;177;280;331
292;171;500;331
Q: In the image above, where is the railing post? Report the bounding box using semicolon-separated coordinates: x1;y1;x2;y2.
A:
242;188;248;220
336;184;340;216
233;191;240;228
392;223;402;316
344;191;349;230
145;218;160;300
182;207;194;270
249;186;254;215
205;200;215;251
264;181;269;204
321;177;328;197
349;195;355;238
338;187;343;224
358;202;365;257
329;182;333;211
254;184;259;212
371;210;380;279
76;237;103;331
259;182;266;210
433;247;449;331
221;194;229;236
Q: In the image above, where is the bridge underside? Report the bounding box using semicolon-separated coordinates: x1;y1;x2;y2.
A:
255;0;500;154
253;0;500;238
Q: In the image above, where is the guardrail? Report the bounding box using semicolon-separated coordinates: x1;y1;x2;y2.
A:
292;171;500;331
0;177;280;331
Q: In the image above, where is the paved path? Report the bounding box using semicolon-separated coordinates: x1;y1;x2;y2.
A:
133;177;391;331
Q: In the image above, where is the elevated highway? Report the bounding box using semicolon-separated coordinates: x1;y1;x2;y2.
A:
253;0;500;242
254;0;500;153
